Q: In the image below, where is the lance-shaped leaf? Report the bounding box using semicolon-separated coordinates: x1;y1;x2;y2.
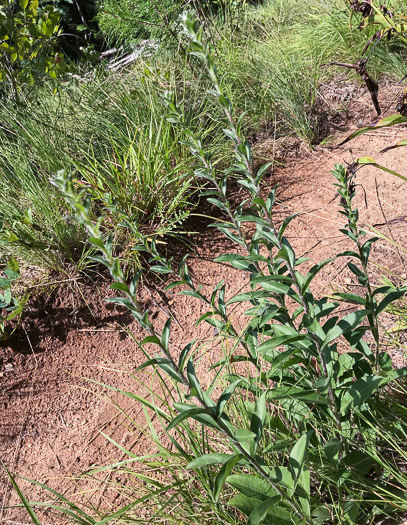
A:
250;390;267;456
213;454;243;502
381;138;407;153
340;375;386;413
337;115;407;147
188;453;239;469
216;379;243;418
355;156;407;182
322;310;370;349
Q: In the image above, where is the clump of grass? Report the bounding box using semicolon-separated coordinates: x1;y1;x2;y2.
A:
0;60;230;270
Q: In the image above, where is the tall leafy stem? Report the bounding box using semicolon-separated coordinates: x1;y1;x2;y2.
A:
52;170;311;524
171;11;343;432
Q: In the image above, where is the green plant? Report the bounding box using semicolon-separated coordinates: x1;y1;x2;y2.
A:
0;258;27;341
0;0;68;102
10;12;407;524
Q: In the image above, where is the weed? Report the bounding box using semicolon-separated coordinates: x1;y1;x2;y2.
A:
9;12;407;524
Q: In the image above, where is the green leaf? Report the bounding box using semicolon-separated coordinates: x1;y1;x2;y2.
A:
278;213;300;240
332;292;366;305
340;375;386;414
149;265;173;274
6;258;19;273
187;453;236;469
381;137;407;153
214;454;243;502
247;496;281;525
301;258;334;293
139;335;161;347
216;379;243;418
376;289;407;315
253;280;291;294
231;428;257;442
187;360;204;399
227;291;270;305
167;407;207;431
289;431;312;516
269;466;294;490
322;310;369;349
338;115;407;147
161;318;171;351
267;386;329;405
4;468;41;524
355;156;407;182
257;334;309;354
109;282;129;293
178;339;197;373
227;494;292;523
324;439;342;466
227;474;279;501
250;390;267;455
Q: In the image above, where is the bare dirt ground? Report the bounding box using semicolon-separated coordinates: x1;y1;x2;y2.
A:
1;85;407;524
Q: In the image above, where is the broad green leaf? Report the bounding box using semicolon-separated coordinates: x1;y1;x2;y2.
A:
324;439;342;466
340;375;386;414
227;494;292;523
232;428;257;442
227;474;279;500
384;366;407;382
258;334;309;354
247;497;281;525
214;454;243;502
322;310;369;349
187;453;236;469
269;466;294;490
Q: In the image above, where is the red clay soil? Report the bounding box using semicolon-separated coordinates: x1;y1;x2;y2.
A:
1;87;407;524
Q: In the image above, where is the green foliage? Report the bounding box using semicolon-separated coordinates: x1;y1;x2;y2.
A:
0;60;227;269
0;0;68;101
11;13;407;524
97;0;186;46
0;258;27;340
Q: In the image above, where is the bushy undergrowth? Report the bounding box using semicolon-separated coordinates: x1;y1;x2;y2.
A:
8;10;407;525
4;0;407;273
0;63;231;270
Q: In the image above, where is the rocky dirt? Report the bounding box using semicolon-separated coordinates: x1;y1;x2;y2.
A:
1;85;407;524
